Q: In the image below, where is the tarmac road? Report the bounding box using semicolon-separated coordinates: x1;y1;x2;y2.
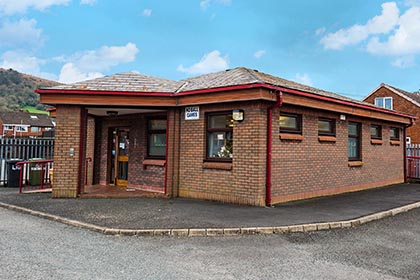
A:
0;207;419;279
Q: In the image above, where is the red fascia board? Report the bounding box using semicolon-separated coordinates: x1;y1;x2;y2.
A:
274;86;416;120
35;88;173;97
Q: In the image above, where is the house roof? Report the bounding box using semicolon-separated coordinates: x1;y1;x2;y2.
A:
42;67;371;106
364;83;420;109
47;72;183;93
0;111;54;127
37;67;415;123
180;67;360;103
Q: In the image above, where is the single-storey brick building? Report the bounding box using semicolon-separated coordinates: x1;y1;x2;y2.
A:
36;67;414;206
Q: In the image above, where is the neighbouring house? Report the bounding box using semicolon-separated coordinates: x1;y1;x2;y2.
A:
0;111;54;138
364;83;420;145
36;67;414;206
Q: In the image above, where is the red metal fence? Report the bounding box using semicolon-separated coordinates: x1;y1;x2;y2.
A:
407;144;420;180
16;159;53;193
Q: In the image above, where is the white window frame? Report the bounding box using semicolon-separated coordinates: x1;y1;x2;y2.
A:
15;125;29;132
31;126;41;132
374;97;393;110
3;125;13;131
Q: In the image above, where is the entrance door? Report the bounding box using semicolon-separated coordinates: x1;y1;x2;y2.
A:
112;129;129;186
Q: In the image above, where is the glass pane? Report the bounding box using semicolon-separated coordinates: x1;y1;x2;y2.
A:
207;131;233;158
280;115;297;129
149;119;166;130
149;133;166;156
209;114;233;129
118;162;128;180
390;128;398;139
118;131;129;156
348;123;358;136
370;126;378;137
375;98;384;107
348;138;358;158
384;98;392;109
318;120;332;132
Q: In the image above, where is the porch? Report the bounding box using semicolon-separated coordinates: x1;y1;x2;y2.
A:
49;105;177;199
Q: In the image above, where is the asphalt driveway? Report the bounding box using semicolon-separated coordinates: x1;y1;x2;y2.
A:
1;183;420;230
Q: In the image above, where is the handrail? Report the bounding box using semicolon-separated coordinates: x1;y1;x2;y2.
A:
16;159;54;193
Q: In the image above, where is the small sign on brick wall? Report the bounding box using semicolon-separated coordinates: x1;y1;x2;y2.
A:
185;106;199;120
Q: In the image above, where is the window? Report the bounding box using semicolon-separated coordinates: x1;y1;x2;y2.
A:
390;127;400;140
15;125;28;132
279;113;302;134
374;97;393;110
31;126;41;132
147;118;166;158
318;118;335;136
348;122;361;161
370;124;382;139
206;112;233;160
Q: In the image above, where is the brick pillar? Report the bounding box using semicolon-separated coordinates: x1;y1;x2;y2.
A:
52;105;86;198
166;108;181;197
85;116;95;186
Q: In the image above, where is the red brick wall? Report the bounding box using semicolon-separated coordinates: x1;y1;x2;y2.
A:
85;116;95;186
52;105;83;198
270;105;405;203
178;101;267;206
364;87;419;143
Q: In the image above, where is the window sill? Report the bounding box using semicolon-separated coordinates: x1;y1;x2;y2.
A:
318;136;336;143
390;140;400;146
370;139;383;145
348;161;363;167
203;161;232;170
142;159;166;170
279;133;304;141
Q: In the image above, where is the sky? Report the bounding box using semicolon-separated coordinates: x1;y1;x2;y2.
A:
0;0;420;100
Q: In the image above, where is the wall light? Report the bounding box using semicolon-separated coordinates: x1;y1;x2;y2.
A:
106;111;118;117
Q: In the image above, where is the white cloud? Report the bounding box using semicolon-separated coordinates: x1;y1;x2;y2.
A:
80;0;96;5
391;56;416;68
59;63;103;83
177;50;229;75
320;2;399;50
200;0;231;10
405;0;420;7
254;50;266;58
367;6;420;55
0;19;44;48
293;73;313;86
0;0;70;15
0;50;56;80
200;0;211;10
142;9;152;16
58;42;139;83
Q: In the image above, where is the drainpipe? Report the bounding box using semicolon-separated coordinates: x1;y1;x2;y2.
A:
404;118;415;183
164;110;170;195
266;90;283;206
77;108;86;196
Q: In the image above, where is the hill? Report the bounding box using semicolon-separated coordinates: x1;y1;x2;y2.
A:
0;68;61;111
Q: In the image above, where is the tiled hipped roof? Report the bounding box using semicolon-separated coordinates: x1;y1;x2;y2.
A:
0;111;54;127
43;67;387;109
384;84;420;106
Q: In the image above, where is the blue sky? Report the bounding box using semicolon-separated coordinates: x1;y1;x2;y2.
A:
0;0;419;99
